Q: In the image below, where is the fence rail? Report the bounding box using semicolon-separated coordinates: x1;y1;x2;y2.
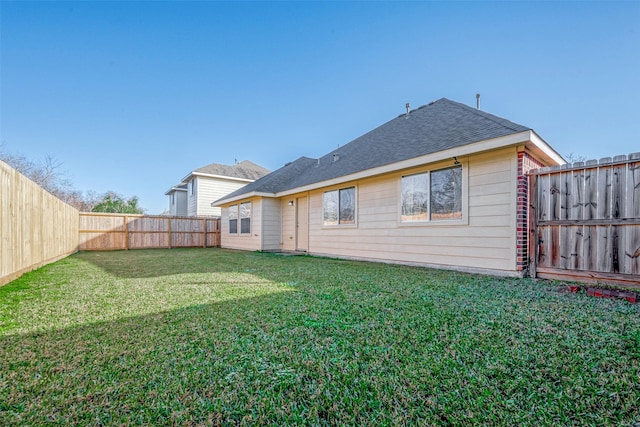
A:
79;213;220;250
529;153;640;287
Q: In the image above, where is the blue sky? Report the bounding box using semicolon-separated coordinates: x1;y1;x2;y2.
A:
1;1;639;214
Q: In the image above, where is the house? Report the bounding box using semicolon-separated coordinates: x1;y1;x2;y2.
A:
212;98;565;277
166;160;270;217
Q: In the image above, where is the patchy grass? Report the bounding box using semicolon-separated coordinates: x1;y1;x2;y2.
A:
0;249;638;426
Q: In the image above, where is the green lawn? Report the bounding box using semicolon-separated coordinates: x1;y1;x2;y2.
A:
1;249;638;426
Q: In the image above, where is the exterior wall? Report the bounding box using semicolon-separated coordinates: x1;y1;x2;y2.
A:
304;148;520;273
261;198;282;251
168;190;187;216
220;197;263;251
187;179;198;217
186;176;253;217
195;176;251;217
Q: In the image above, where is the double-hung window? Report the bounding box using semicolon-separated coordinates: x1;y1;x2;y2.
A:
240;202;251;234
228;205;238;234
401;165;462;222
323;187;355;226
228;202;252;234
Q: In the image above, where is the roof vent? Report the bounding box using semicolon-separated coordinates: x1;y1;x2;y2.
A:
405;102;410;114
476;93;481;110
333;153;340;162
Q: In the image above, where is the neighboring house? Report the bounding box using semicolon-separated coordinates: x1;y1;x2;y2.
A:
212;98;565;277
165;184;188;216
166;160;270;217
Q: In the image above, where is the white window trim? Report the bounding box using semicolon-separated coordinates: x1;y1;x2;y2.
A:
239;201;252;235
398;163;468;227
322;186;358;228
228;204;239;235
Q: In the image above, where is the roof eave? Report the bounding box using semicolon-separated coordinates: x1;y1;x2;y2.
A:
526;130;567;165
211;191;276;207
192;171;256;182
212;130;566;203
164;186;188;195
276;131;542;196
181;171;256;183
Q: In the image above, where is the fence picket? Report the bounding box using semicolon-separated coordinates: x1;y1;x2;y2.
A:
78;213;220;251
530;153;640;286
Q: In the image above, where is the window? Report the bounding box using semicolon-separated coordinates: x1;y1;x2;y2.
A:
171;193;175;205
323;187;355;225
240;202;251;234
189;180;196;196
228;205;238;234
401;166;462;222
401;173;428;221
430;167;462;220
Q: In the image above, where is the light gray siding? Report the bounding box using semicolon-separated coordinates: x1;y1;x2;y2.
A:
168;190;187;216
195;176;252;217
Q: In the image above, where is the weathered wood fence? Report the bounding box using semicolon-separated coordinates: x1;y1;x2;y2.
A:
79;213;220;250
529;153;640;286
1;160;79;286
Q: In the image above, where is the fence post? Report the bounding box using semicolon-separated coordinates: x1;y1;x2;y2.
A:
528;172;537;278
122;215;128;250
202;218;206;248
168;217;172;249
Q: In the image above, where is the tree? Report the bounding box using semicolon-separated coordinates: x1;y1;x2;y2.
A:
1;144;145;213
91;192;145;214
565;152;587;164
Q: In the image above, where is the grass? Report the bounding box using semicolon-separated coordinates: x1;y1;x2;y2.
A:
0;249;638;426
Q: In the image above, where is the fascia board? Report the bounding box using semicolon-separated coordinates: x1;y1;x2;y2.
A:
192;172;255;183
276;131;535;196
211;192;276;207
527;131;567;165
164;186;188;195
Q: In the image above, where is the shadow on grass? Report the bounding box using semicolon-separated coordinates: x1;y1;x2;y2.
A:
0;289;326;425
2;249;639;425
75;248;322;280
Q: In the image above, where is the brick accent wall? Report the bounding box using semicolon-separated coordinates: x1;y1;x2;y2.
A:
516;151;544;272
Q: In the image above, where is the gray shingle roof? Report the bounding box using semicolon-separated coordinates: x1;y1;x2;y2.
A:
193;160;270;181
214;98;531;204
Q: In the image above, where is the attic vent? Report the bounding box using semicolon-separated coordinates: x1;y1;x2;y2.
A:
333;153;340;162
405;103;410;114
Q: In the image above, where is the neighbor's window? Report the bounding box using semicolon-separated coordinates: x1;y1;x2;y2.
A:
240;202;252;234
401;166;462;222
189;180;196;196
229;204;238;234
323;187;355;225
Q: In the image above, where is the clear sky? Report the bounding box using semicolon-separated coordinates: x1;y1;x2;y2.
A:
1;1;639;214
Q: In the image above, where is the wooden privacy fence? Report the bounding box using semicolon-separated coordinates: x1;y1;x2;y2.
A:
79;213;220;250
1;160;79;286
529;153;640;286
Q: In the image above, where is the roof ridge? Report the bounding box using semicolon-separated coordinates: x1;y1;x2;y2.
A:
443;98;530;133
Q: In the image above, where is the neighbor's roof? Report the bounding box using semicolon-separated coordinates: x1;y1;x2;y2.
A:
164;183;187;196
178;160;271;185
214;98;553;205
192;160;270;181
